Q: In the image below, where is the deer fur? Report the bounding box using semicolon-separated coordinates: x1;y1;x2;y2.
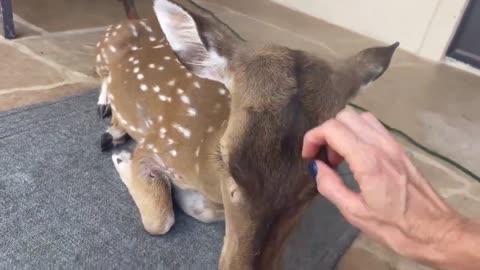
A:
95;0;399;269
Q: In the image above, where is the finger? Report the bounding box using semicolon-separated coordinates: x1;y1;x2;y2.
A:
315;161;365;214
303;120;370;170
327;146;344;167
360;112;389;135
303;119;362;160
336;109;383;144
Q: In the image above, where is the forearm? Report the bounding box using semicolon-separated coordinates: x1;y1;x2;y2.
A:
420;218;480;270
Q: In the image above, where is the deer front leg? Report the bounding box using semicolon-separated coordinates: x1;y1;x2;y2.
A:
101;114;129;152
97;78;111;119
112;147;175;235
173;186;224;223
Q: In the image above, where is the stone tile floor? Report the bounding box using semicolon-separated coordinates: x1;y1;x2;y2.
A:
1;0;479;269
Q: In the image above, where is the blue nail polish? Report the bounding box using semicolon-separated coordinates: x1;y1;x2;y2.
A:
308;160;317;178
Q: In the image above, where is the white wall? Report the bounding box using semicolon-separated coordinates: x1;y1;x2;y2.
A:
271;0;469;61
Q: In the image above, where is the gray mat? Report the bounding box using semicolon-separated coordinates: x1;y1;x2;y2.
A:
0;90;358;269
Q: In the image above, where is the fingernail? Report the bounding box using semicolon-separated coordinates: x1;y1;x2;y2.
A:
308;160;318;178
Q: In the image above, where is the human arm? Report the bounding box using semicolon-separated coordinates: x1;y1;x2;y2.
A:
302;109;480;270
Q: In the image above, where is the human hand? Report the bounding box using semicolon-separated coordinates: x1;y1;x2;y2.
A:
302;109;466;266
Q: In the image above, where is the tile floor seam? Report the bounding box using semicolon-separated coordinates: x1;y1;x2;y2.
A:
16;26;107;41
12;13;49;34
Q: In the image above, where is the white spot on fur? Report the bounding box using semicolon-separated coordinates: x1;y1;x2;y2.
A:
158;66;164;71
180;95;190;104
137;73;144;80
129;125;137;132
218;88;227;95
128;56;134;62
129;23;138;37
172;123;191;138
133;59;139;65
133;67;140;74
139;21;153;32
186;72;192;78
176;88;184;94
153;85;161;92
132;46;140;51
159;95;168;101
149;63;155;69
167;138;175;145
195;147;200;157
159;127;167;138
153;44;164;49
96;41;101;47
167;80;175;86
147;144;154;150
164;56;171;60
153;148;159;153
207;126;215;133
149;36;156;42
115;24;122;30
169;149;177;157
112;31;117;37
193;81;200;88
187;108;197;116
158;115;164;122
96;54;101;62
140;84;148;91
107;76;112;84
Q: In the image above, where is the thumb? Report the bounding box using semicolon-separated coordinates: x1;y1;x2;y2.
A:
313;161;363;213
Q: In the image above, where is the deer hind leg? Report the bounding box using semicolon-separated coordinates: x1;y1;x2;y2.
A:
101;113;129;152
112;147;175;235
97;77;111;119
173;186;224;223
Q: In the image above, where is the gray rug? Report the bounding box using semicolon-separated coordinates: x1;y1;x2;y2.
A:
0;90;359;270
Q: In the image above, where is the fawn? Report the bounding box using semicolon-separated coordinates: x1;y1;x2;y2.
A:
95;0;399;269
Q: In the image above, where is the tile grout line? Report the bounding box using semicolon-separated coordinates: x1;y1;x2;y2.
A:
16;26;108;41
12;14;49;34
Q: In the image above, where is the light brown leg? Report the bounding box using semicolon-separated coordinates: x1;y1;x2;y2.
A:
112;146;175;235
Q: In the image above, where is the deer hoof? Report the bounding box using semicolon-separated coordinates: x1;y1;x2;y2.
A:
101;132;114;152
97;104;111;119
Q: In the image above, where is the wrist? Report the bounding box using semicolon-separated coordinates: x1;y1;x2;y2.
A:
418;217;480;270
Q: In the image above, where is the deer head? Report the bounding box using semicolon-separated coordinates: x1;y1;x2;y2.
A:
153;0;398;268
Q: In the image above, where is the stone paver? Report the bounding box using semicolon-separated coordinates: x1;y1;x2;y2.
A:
355;62;480;175
19;30;106;77
337;247;394;270
0;43;65;90
12;0;155;32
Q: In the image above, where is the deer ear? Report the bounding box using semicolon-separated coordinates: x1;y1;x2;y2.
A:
153;0;242;84
351;42;399;87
